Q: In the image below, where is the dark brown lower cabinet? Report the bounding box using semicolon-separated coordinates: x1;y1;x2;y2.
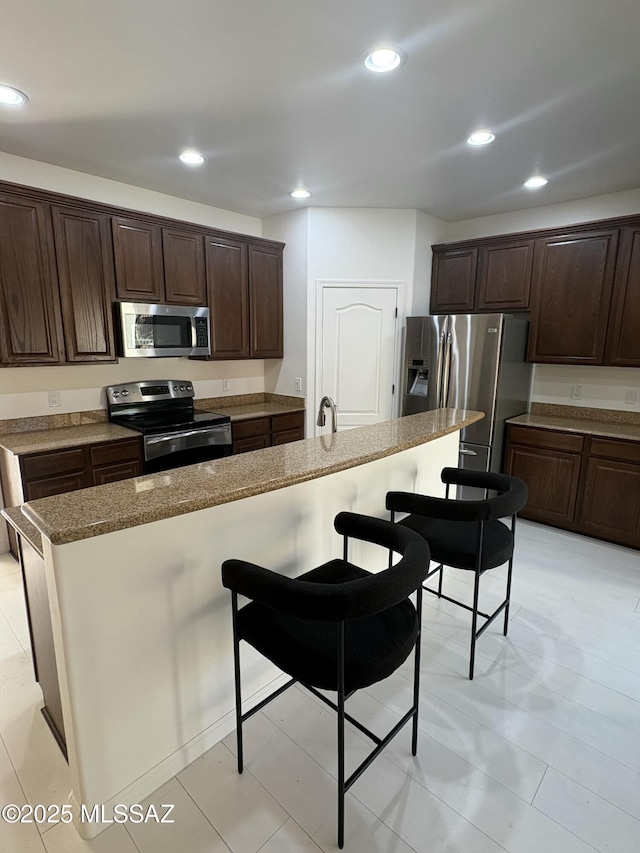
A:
579;438;640;547
21;438;142;501
505;424;640;549
232;411;304;454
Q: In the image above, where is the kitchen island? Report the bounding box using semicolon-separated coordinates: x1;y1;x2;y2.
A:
4;408;481;838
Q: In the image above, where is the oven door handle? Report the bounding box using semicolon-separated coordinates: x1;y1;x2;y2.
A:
145;425;230;445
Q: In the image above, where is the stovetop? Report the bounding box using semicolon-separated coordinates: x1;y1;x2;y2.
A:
110;408;230;436
105;379;230;435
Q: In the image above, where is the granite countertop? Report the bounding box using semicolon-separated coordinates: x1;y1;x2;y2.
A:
507;413;640;443
0;422;138;456
22;408;482;546
0;395;305;456
1;506;43;556
198;399;305;421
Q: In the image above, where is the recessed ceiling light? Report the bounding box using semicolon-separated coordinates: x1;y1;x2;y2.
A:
364;48;405;73
467;130;495;146
0;85;28;106
524;175;548;189
179;150;206;166
290;188;311;199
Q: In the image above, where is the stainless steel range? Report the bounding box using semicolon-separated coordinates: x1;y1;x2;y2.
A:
106;380;232;473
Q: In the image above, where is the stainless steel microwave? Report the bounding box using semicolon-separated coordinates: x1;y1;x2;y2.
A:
117;302;211;358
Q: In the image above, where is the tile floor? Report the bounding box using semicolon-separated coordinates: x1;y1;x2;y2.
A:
0;520;639;852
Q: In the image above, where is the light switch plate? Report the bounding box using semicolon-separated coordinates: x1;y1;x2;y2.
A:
222;380;231;392
48;390;61;408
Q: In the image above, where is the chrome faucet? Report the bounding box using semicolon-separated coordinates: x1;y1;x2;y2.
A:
316;395;338;433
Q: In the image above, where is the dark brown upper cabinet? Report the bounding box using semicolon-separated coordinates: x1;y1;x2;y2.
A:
430;247;477;313
205;235;250;359
112;216;164;302
476;239;534;311
249;243;283;358
431;239;533;314
162;227;206;305
0;193;64;365
527;228;619;364
52;206;117;362
604;225;640;367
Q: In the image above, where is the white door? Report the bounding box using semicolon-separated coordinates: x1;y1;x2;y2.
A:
319;285;398;432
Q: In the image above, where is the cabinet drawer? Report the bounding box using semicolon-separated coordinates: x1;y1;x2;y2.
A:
589;437;640;464
89;438;141;467
233;435;270;454
22;448;85;481
232;417;270;440
272;411;304;433
272;427;304;445
24;472;86;501
507;425;584;453
92;461;142;486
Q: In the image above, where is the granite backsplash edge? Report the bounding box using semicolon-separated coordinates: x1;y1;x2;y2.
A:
0;393;305;435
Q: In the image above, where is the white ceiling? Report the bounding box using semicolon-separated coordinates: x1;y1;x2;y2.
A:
2;0;639;221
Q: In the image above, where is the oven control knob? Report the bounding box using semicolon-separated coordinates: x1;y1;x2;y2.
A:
121;389;129;397
179;385;186;391
112;391;120;398
187;385;192;391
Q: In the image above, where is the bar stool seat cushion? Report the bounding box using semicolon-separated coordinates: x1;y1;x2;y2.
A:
397;516;513;571
237;559;419;693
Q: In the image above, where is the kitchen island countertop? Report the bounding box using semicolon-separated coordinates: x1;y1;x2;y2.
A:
22;408;482;545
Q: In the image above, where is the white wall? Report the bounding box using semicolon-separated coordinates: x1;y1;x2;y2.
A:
444;187;640;242
262;209;309;399
443;187;640;411
0;151;262;236
413;210;448;315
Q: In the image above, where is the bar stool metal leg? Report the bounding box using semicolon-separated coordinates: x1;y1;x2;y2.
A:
337;622;346;849
231;591;244;773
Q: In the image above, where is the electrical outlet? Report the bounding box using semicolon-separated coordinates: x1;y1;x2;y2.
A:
295;377;303;392
624;388;638;405
571;384;582;400
222;379;231;392
48;390;61;408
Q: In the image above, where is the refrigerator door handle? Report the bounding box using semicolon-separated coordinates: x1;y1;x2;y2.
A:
459;448;478;456
436;331;446;407
441;331;452;408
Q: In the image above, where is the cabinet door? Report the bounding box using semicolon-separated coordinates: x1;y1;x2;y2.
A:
112;216;164;302
430;248;477;314
0;194;64;364
162;228;206;305
205;235;249;358
527;229;618;363
580;452;640;548
249;243;283;358
504;427;583;526
476;240;534;311
52;206;117;362
605;225;640;367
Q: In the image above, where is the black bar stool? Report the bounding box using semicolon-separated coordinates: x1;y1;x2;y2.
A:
387;467;528;680
222;512;431;848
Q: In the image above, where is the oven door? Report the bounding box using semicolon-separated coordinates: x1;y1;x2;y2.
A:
143;423;232;472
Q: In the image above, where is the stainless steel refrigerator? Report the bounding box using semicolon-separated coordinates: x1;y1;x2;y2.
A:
401;314;531;487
